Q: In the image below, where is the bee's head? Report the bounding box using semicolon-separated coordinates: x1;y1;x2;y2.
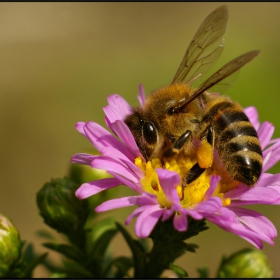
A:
124;108;164;161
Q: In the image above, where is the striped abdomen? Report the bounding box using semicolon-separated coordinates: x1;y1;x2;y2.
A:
202;100;263;186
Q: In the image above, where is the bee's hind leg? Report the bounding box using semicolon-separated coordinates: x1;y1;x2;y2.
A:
182;163;205;187
163;130;192;158
181;126;214;200
197;125;215;169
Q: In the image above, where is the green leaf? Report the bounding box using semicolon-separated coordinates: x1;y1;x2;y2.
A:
105;256;134;278
90;228;118;257
41;258;93;278
197;265;210;278
90;218;116;242
62;260;93;278
21;243;34;262
169;263;189;278
181;242;199;253
18;252;48;278
43;242;85;264
136;238;150;252
36;229;56;241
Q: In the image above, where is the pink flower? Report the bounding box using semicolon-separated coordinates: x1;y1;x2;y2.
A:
71;85;280;249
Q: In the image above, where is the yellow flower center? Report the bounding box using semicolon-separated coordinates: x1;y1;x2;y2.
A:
135;150;232;209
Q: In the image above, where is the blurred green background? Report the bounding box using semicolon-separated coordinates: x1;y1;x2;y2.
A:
1;2;280;277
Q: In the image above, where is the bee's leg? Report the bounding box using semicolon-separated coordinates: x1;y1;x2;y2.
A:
181;126;214;200
181;163;205;200
163;130;192;158
197;125;215;169
198;93;208;108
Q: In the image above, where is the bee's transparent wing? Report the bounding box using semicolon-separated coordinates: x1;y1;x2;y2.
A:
209;68;240;94
181;50;261;109
172;5;229;84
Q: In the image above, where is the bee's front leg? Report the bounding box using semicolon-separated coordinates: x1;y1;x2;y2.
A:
163;130;192;158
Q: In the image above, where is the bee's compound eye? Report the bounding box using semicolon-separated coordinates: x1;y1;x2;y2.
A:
168;107;176;115
143;122;157;144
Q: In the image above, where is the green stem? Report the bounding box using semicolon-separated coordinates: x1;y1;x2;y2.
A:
135;217;208;278
144;240;181;277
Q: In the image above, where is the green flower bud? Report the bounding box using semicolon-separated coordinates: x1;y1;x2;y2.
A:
36;177;89;235
217;248;274;278
0;213;22;277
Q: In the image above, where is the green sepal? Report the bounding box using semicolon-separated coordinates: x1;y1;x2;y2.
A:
169;263;189;278
197;265;210;278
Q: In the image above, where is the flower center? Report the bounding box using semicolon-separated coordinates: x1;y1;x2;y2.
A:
135;153;231;209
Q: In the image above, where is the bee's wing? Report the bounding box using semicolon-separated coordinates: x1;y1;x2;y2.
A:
180;50;260;109
172;5;228;84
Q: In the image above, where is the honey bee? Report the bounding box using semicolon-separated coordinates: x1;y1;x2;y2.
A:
124;5;262;188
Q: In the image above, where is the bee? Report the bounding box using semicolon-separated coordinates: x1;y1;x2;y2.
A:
124;5;262;189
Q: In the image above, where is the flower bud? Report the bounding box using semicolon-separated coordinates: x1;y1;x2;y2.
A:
0;213;22;277
36;177;89;234
217;248;273;278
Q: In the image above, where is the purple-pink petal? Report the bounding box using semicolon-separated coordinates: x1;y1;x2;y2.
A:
99;146;143;178
202;205;236;227
110;120;143;159
219;220;266;249
255;172;280;187
225;184;280;205
110;171;143;194
215;209;274;248
244;106;260;130
137;84;146;107
136;191;158;205
194;196;223;213
91;156;139;183
204;175;221;199
83;121;122;152
135;205;163;238
75;122;86;136
125;205;151;225
257;121;274;150
99;145;134;163
183;209;204;220
156;168;181;207
76;178;121;199
262;142;280;172
105;94;132;122
95;196;139;212
173;213;187;232
231;207;277;239
71;153;97;165
161;208;174;222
